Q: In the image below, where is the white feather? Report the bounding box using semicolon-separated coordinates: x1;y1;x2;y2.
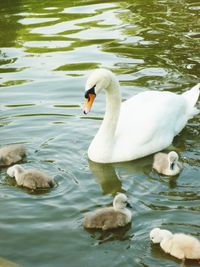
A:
150;228;200;260
84;69;199;163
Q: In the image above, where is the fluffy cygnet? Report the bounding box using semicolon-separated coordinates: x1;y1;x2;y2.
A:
150;228;200;262
153;151;182;176
83;193;132;230
0;144;26;166
7;164;55;190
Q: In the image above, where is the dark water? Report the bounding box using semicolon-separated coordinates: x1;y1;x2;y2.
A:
0;0;199;266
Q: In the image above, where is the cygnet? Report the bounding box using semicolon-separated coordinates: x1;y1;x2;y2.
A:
83;193;132;230
153;151;182;176
150;228;200;263
0;144;26;166
7;164;55;190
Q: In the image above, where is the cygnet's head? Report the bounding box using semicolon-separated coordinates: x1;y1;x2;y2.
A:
168;151;179;170
7;164;24;177
83;69;115;114
113;193;132;210
150;228;173;243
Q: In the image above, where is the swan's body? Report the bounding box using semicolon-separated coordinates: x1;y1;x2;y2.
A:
0;144;26;166
83;193;132;230
83;69;199;163
150;228;200;261
153;151;182;176
7;164;55;190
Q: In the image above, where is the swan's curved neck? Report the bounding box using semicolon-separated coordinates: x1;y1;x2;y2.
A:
99;78;121;137
88;77;121;162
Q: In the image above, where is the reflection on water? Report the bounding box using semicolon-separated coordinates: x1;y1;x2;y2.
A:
85;223;132;245
0;257;22;267
88;160;124;195
0;0;199;267
88;156;154;195
0;0;22;47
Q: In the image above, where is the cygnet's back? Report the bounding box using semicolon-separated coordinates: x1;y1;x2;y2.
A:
0;144;26;166
153;153;168;173
83;193;132;230
84;207;128;230
169;233;200;260
150;227;200;261
7;165;54;190
20;169;54;190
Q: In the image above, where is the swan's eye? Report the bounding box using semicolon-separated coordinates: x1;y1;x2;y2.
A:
85;86;96;99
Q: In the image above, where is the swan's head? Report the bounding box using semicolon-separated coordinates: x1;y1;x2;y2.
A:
113;193;132;210
83;68;115;114
150;228;173;243
168;151;179;170
7;164;24;178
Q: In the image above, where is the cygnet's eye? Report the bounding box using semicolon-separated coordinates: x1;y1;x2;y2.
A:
125;201;132;208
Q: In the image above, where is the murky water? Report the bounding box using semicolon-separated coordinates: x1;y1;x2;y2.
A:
0;0;199;266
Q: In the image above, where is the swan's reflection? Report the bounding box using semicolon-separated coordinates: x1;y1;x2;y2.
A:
88;155;153;195
88;160;124;195
0;257;22;267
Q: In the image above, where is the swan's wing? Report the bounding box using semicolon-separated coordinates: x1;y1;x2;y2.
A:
114;91;187;160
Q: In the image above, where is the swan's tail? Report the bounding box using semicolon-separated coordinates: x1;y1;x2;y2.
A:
182;83;200;118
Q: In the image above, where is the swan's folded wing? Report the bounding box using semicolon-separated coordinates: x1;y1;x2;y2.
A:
114;91;187;161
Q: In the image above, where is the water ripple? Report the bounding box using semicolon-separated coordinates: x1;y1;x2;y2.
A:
0;1;199;267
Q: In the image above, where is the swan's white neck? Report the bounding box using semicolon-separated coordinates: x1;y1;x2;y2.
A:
88;78;121;163
100;79;121;138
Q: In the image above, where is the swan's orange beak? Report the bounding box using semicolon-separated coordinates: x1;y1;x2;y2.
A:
83;93;96;114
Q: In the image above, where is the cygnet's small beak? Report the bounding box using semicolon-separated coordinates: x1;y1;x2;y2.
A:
170;161;175;170
83;93;96;114
126;202;132;208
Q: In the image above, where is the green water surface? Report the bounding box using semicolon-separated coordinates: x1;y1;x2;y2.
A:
0;0;200;267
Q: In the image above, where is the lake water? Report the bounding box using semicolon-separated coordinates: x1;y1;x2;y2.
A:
0;0;199;266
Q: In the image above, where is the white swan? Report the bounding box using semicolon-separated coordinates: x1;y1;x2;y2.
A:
150;228;200;262
153;151;182;176
83;193;132;230
83;69;199;163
